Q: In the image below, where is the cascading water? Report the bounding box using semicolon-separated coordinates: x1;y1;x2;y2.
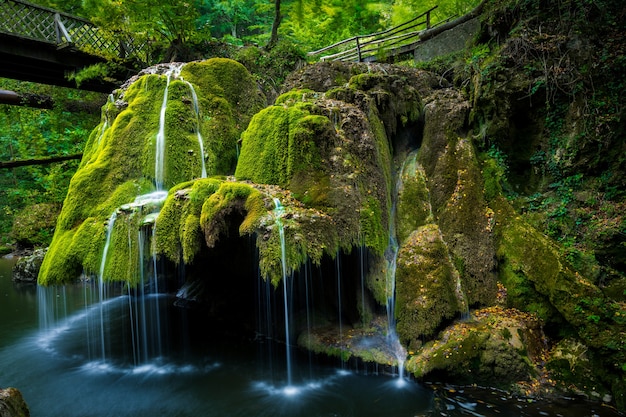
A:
98;211;117;362
383;153;421;384
183;80;207;179
272;197;293;388
155;65;182;190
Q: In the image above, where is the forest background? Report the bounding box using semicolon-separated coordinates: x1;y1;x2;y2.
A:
0;0;479;252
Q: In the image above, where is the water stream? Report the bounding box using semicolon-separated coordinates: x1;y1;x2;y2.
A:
273;197;293;388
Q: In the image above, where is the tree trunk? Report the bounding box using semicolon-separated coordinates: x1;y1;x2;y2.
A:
267;0;282;50
0;89;103;113
0;153;83;169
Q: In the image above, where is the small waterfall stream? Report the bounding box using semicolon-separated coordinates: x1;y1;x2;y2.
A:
183;80;207;179
272;197;293;387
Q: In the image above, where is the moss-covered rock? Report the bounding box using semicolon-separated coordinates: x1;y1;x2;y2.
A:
395;224;465;345
39;58;263;285
494;195;626;406
235;84;395;280
0;387;30;417
418;88;497;307
396;155;432;244
406;307;544;389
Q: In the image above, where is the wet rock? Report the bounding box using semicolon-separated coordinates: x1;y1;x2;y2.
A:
12;248;47;283
0;387;30;417
406;307;546;390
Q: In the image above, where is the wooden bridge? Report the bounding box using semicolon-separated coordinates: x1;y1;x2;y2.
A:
0;0;146;92
308;3;484;63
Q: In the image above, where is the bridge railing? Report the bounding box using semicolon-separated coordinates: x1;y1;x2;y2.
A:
0;0;146;60
308;6;438;62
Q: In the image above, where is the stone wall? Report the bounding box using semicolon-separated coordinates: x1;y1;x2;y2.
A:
413;18;480;63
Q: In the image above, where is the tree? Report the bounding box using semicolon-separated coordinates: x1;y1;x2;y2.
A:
267;0;282;49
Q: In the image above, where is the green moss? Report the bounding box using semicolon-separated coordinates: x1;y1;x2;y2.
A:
359;197;387;255
396;156;432;244
235;102;332;191
200;182;266;248
406;308;540;387
181;58;266;176
494;196;626;389
40;59;263;285
274;89;319;105
156;178;222;263
395;224;464;344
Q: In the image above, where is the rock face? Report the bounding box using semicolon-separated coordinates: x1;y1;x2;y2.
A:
0;388;29;417
12;249;47;283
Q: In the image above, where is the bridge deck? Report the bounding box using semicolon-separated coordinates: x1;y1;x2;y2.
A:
0;0;144;92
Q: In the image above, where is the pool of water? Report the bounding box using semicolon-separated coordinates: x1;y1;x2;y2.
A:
0;257;622;417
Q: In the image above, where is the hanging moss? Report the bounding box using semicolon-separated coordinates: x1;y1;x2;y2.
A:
200;181;267;248
156;178;222;264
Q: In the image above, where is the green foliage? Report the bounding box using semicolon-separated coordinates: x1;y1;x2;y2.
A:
0;79;102;247
10;203;60;248
234;42;306;99
391;0;481;27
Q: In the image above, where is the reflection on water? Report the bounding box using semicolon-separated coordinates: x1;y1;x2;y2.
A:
0;257;623;417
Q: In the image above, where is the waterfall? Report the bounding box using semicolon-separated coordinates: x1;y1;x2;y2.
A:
155;65;182;190
154;73;170;190
336;255;344;366
183;80;207;178
273;198;292;386
98;211;118;362
383;153;422;382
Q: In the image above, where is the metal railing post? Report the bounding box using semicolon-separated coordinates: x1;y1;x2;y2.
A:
356;36;362;62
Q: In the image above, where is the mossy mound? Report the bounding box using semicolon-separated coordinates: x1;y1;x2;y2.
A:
39;58;263;285
395;224;465;346
406;307;544;389
235;84;396;284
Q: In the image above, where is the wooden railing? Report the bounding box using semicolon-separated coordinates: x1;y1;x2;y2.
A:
0;0;146;60
308;6;438;62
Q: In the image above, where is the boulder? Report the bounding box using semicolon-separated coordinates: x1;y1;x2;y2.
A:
0;388;29;417
12;249;47;283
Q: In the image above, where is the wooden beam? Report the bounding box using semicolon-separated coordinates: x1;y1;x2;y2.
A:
0;89;54;109
0;153;82;169
0;89;104;113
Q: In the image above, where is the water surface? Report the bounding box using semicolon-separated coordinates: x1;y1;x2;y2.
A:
0;257;621;417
